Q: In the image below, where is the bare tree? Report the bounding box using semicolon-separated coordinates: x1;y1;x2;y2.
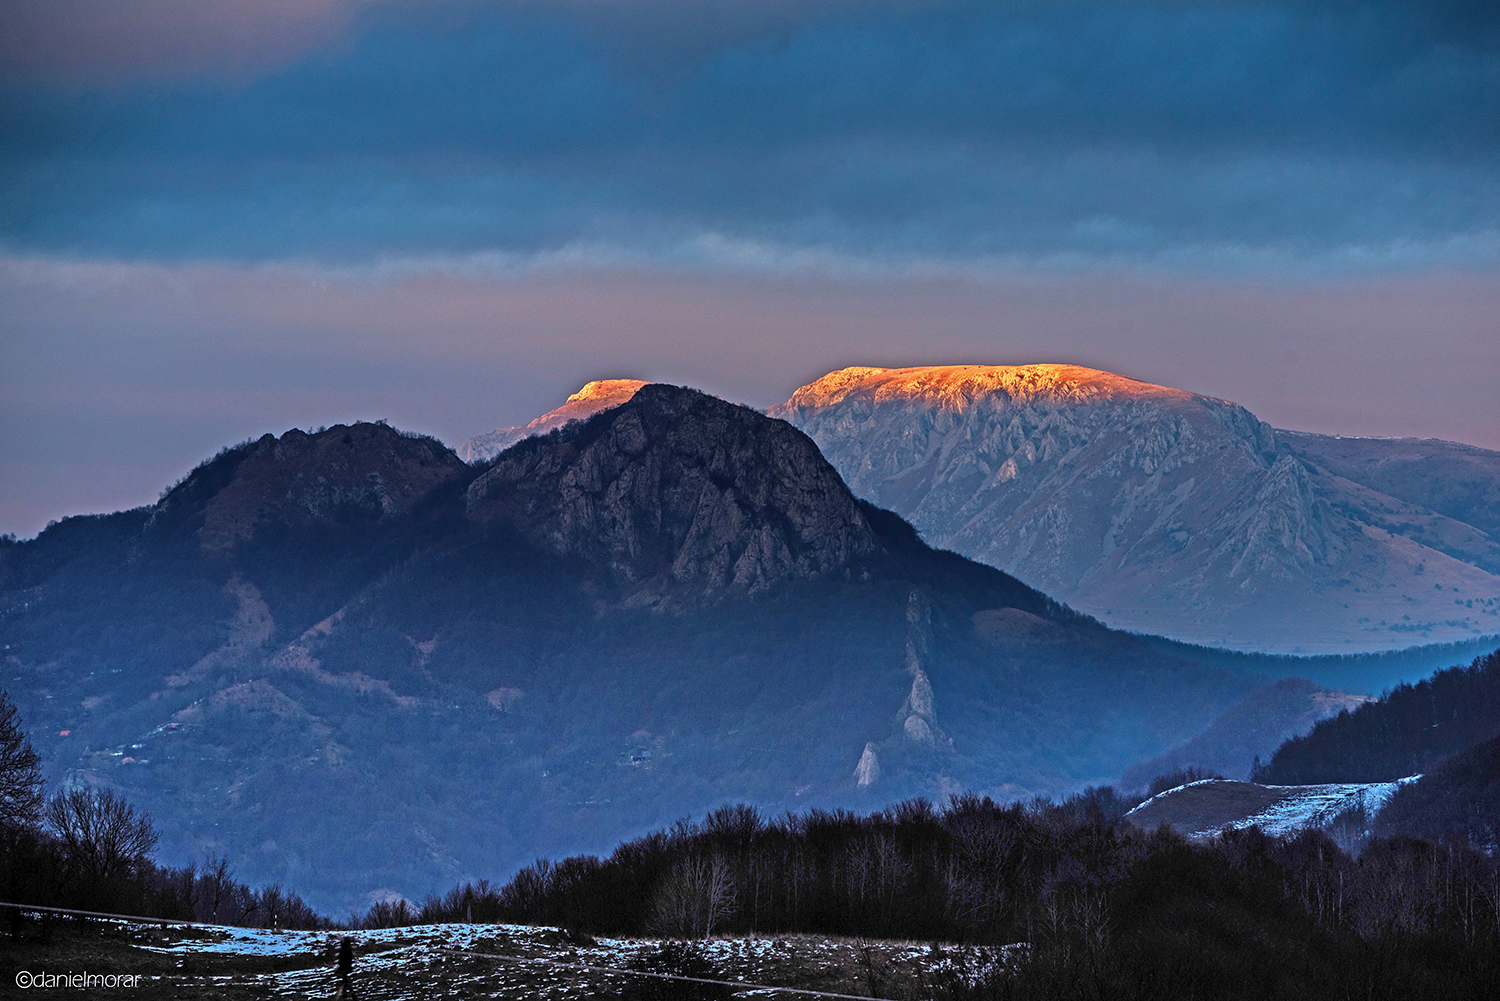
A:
259;883;286;929
44;787;158;884
196;855;234;923
703;853;737;937
648;853;738;938
0;689;43;829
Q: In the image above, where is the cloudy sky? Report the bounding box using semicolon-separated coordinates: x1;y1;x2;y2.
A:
3;0;1498;537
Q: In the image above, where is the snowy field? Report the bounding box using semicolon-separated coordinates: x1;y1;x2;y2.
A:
1215;777;1420;839
14;917;1024;999
1124;776;1421;840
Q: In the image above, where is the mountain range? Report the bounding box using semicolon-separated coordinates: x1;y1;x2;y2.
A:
457;379;648;463
9;368;1499;913
770;365;1500;653
463;367;1500;654
2;385;1261;913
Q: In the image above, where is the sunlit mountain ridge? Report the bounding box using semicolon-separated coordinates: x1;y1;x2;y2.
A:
769;364;1500;653
458;366;1500;653
780;363;1205;411
458;379;648;463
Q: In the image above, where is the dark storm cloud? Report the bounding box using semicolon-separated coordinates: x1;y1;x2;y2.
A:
2;0;1497;270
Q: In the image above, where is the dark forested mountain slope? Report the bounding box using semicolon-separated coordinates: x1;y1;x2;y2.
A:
1120;676;1371;787
1254;649;1500;785
0;385;1256;912
1375;733;1500;849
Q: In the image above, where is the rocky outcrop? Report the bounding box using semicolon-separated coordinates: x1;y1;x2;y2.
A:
776;365;1500;653
852;589;954;788
896;590;950;749
854;743;881;787
458;379;647;463
150;423;469;552
465;384;880;604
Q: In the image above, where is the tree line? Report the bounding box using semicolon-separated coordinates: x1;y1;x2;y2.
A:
404;791;1500;999
1255;649;1500;784
7;678;1500;998
1375;733;1500;850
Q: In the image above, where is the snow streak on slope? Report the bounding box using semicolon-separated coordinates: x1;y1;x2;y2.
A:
1125;777;1421;840
1228;778;1419;839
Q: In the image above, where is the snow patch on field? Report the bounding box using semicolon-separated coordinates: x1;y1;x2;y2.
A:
1125;776;1423;841
1124;777;1226;816
1216;777;1421;838
104;919;1019;998
137;921;508;958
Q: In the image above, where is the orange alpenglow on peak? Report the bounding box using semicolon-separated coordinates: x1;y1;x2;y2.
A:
777;364;1202;414
458;379;648;463
559;379;650;409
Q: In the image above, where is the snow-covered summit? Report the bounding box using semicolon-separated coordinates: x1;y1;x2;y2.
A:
777;364;1201;415
774;364;1500;653
458;379;647;463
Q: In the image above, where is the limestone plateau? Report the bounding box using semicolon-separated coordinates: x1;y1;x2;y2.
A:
770;364;1500;653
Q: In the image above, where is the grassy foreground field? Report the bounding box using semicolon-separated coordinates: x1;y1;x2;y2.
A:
0;916;1015;999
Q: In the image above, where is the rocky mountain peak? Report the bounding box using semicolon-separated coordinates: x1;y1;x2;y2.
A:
775;364;1500;652
567;379;650;405
458;379;648;463
465;384;879;604
152;422;468;551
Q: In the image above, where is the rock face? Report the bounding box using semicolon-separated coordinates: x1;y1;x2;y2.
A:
774;365;1500;653
1279;431;1500;576
894;589;949;750
467;384;879;603
458;379;647;463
